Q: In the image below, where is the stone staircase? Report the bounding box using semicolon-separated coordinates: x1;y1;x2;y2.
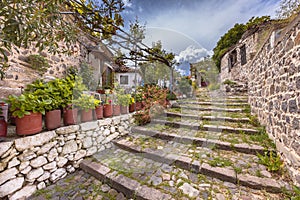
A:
80;89;292;199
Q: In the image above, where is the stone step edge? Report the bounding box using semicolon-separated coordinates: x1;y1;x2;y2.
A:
131;126;266;155
114;139;283;193
166;112;250;123
172;105;244;113
151;119;259;135
177;102;249;106
80;160;172;200
192;98;248;103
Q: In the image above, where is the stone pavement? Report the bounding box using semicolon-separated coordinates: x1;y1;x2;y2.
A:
29;89;296;199
28;170;129;200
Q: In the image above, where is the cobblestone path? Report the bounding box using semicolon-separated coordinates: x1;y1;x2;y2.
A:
30;89;294;199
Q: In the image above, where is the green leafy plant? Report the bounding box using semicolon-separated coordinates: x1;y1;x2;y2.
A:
6;93;50;118
117;93;131;106
257;151;284;173
73;94;100;111
166;91;177;100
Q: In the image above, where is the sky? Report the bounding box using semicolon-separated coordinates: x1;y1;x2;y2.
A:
120;0;281;73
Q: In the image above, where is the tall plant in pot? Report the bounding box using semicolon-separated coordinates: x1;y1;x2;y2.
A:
74;94;100;123
103;94;113;118
117;93;131;114
25;79;63;130
61;74;86;125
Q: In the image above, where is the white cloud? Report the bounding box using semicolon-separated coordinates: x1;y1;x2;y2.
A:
122;0;132;8
141;0;281;50
175;45;212;64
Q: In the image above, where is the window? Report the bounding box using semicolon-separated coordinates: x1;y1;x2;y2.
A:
228;49;237;72
120;75;129;85
240;45;247;65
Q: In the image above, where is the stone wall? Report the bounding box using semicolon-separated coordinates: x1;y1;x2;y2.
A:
0;34;97;99
220;23;274;83
0;114;134;199
247;14;300;185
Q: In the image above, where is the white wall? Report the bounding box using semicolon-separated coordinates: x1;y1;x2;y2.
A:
115;72;141;89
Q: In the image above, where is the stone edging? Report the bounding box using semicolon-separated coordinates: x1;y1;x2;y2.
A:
172;105;244;113
151;119;259;134
80;160;172;200
166;112;250;123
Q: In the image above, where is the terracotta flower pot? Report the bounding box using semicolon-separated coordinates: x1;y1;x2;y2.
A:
113;105;121;116
45;109;61;130
95;105;103;119
63;108;78;125
129;103;135;113
81;109;93;123
120;106;128;114
103;104;113;118
16;112;42;135
136;102;142;111
0;116;7;137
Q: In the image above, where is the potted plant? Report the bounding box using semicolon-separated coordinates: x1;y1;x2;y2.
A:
94;94;104;120
135;90;143;111
0;106;7;137
74;94;100;123
129;96;135;113
6;93;49;135
61;75;86;126
26;79;63;130
103;94;113;118
117;93;131;114
112;94;121;116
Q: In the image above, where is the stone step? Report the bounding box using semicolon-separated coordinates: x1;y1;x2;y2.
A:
193;97;248;103
151;119;259;134
166;112;250;123
113;138;285;193
177;101;249;107
131;126;266;155
172;105;245;113
80;159;172;200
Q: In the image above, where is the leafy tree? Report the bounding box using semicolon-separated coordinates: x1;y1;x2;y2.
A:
0;0;125;79
0;0;175;81
212;16;270;71
276;0;300;19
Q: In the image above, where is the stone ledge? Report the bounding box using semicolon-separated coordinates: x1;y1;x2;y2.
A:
14;131;56;151
131;127;265;155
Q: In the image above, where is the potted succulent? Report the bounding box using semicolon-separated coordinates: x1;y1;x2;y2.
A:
117;93;131;114
6;93;49;135
0;106;7;137
103;94;113;118
74;94;100;123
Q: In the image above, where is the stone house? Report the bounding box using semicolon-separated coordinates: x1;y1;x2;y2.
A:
0;22;118;99
114;65;142;91
220;14;300;185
